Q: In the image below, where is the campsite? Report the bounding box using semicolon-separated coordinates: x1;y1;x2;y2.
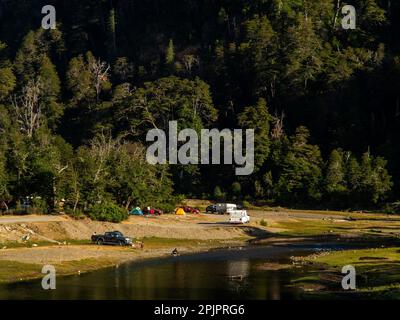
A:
0;1;399;305
0;199;399;299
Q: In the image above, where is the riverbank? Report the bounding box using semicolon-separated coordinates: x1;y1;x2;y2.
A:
290;246;400;299
0;208;399;287
0;238;248;283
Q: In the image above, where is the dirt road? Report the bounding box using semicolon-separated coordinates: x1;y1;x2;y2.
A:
0;215;67;224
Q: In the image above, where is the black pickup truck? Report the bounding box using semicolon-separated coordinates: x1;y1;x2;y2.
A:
91;231;133;246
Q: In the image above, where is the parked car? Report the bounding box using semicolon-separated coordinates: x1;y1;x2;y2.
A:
91;231;133;246
216;203;237;214
229;210;250;224
142;207;163;215
183;206;200;214
206;205;217;214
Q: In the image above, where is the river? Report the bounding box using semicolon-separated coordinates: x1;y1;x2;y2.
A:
0;243;355;300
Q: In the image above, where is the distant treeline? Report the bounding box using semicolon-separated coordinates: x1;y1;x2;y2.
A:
0;0;399;213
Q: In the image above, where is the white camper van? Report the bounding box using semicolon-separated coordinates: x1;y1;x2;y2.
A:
216;203;237;214
229;210;250;224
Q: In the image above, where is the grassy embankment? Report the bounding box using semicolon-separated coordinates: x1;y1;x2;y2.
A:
1;207;399;286
0;237;243;283
291;247;400;299
273;211;400;239
259;210;400;298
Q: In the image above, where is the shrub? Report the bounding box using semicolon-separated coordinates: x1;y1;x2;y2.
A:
231;182;242;199
88;201;128;223
65;207;85;220
242;200;251;209
384;202;400;215
31;197;49;214
214;186;225;200
156;202;175;213
260;219;268;227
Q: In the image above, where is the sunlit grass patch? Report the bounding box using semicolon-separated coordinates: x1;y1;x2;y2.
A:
0;260;42;283
293;247;400;298
313;247;400;267
275;217;400;238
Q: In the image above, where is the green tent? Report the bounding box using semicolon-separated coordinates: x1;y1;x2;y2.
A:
130;207;143;215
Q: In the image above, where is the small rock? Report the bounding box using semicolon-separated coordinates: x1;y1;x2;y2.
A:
32;243;38;247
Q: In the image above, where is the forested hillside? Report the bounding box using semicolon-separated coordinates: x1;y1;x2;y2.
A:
0;0;399;213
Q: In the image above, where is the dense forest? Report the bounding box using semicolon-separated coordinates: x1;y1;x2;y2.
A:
0;0;399;216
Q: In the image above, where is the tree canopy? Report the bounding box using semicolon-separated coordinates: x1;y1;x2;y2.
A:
0;0;398;214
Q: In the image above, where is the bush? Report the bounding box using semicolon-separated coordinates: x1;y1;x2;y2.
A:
260;219;268;227
242;200;251;209
65;207;85;220
214;186;225;201
231;182;241;199
88;201;128;223
31;197;49;214
384;202;400;215
156;203;175;213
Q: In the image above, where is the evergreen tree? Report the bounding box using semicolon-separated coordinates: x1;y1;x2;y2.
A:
107;8;117;58
0;67;16;101
0;1;396;213
165;39;175;69
238;98;272;169
275;127;323;204
38;55;63;130
240;14;277;98
325;149;347;204
358;151;392;204
0;154;9;201
285;15;323;91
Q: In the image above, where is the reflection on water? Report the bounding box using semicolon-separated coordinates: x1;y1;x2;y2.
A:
0;245;321;300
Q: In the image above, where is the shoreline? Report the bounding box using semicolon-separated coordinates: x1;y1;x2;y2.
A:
0;238;249;284
3;235;396;285
0;208;399;288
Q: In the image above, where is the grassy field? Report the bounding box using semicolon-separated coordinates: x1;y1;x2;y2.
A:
292;247;400;299
273;215;400;239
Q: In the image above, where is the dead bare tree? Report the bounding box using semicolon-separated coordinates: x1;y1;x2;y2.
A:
333;0;342;30
52;163;69;210
90;131;121;183
12;78;42;138
89;58;110;101
271;112;285;140
182;54;199;76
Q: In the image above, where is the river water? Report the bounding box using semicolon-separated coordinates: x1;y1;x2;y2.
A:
0;243;349;300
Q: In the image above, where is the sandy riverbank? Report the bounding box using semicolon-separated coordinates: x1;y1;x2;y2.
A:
0;208;399;283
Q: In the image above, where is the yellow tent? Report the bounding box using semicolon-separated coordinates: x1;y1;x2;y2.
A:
175;207;186;215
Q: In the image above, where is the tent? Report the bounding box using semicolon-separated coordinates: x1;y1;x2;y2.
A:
175;207;186;215
130;207;143;215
